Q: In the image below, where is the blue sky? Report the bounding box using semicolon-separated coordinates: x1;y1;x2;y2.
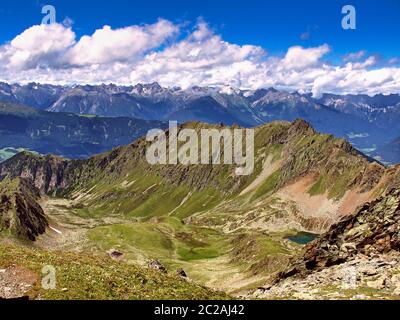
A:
0;0;399;58
0;0;399;95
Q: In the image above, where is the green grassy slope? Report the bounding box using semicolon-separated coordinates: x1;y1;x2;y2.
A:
0;243;229;300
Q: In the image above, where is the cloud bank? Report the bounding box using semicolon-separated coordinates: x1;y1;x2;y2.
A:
0;19;399;97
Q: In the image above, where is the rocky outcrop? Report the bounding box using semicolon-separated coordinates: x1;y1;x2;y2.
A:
278;188;400;280
176;268;187;278
0;178;48;241
253;188;400;299
148;260;167;273
0;152;71;194
0;151;115;195
256;254;400;300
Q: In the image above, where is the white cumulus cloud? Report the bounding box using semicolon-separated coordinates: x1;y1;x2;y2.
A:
1;24;75;70
65;19;178;66
280;44;330;71
0;19;399;97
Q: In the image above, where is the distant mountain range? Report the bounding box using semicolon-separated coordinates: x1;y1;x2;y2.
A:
0;82;399;163
0;102;166;161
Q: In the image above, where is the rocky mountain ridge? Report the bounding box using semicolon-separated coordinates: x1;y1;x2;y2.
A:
0;178;48;241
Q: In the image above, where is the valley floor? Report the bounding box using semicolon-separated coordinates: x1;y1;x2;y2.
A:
32;197;299;296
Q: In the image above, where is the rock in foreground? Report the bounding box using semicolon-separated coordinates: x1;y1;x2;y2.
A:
0;178;48;241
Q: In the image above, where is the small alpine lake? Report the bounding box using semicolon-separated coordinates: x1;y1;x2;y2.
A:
286;232;318;245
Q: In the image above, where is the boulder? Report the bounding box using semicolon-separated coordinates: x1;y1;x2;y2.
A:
148;260;167;273
176;268;187;278
107;249;124;260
